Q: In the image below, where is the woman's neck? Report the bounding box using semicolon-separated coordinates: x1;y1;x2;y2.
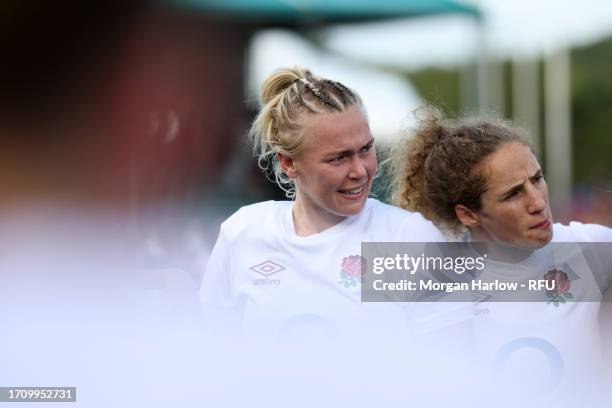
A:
468;227;536;262
470;240;535;263
291;197;346;237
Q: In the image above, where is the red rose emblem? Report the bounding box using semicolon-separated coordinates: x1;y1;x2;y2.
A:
341;255;364;278
544;269;571;294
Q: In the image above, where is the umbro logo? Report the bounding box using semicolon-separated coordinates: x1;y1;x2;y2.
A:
250;260;286;277
250;260;284;286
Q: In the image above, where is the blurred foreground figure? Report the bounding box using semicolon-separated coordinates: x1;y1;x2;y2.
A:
0;2;252;406
0;0;251;288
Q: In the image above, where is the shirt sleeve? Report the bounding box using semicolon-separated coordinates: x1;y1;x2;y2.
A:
399;212;446;243
573;222;612;296
199;227;242;333
580;223;612;242
199;227;233;307
404;242;477;333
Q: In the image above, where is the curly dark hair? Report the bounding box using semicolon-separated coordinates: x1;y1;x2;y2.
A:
391;107;532;232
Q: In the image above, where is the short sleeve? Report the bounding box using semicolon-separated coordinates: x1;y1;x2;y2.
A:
579;223;612;242
198;227;245;333
199;227;234;308
398;212;446;243
568;222;612;296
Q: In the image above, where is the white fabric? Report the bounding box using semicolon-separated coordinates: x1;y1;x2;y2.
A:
200;198;449;337
470;222;612;394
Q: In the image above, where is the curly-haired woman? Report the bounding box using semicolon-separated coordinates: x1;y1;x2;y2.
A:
391;108;612;395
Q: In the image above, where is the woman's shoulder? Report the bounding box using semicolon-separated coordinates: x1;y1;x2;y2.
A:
553;221;612;242
220;200;291;239
366;198;445;241
368;198;435;223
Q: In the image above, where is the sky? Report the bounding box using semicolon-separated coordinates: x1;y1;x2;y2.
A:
249;0;612;142
322;0;612;70
248;30;423;143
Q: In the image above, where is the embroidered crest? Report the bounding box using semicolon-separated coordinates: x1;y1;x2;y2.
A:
543;269;573;307
338;255;365;287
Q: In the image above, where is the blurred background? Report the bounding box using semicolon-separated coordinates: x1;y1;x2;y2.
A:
1;0;610;284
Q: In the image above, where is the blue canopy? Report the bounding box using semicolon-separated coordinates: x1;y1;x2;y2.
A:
168;0;480;23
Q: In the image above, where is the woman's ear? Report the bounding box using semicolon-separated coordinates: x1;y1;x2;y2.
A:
454;204;480;228
277;152;298;179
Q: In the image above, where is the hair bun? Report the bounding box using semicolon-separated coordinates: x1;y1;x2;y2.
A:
260;66;312;105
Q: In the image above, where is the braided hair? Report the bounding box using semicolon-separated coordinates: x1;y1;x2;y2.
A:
249;67;363;197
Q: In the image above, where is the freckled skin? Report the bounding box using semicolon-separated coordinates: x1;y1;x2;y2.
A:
280;105;376;235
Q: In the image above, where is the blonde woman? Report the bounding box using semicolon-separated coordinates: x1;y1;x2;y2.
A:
199;68;445;336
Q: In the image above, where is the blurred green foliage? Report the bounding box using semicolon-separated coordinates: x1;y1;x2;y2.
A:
407;67;462;115
572;36;612;183
395;36;612;186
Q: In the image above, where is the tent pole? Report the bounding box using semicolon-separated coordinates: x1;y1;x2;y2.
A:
544;47;572;220
512;56;541;156
476;17;488;112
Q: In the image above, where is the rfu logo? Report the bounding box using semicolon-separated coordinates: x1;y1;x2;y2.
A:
250;261;284;286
